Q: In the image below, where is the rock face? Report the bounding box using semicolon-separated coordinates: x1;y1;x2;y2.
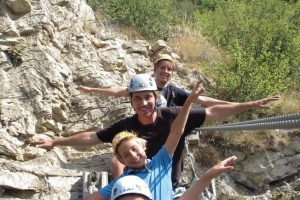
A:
0;0;299;199
231;133;300;191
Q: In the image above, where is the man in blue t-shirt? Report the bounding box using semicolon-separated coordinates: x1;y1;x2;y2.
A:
101;156;238;200
83;80;205;200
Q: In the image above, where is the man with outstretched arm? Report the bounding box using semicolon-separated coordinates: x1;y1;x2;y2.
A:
76;55;279;184
83;81;236;200
105;156;238;200
33;74;278;190
76;54;237;108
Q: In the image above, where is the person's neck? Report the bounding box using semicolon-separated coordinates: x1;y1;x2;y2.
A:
138;111;157;125
156;81;167;89
130;158;148;170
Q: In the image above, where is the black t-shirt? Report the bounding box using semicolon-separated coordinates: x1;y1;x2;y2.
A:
96;106;206;186
159;85;190;107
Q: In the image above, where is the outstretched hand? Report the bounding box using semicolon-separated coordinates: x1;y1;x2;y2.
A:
212;156;238;175
30;140;54;150
189;80;205;102
251;96;279;109
179;155;238;200
76;85;92;93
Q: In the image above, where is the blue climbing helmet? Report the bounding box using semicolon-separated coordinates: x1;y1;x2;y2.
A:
128;74;157;93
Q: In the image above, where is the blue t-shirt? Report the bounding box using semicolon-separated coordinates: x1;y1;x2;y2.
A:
99;147;173;200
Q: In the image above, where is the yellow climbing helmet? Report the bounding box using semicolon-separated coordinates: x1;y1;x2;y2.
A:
154;54;174;65
112;131;137;153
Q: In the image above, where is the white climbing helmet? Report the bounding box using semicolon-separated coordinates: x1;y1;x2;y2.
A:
128;74;157;93
111;175;152;200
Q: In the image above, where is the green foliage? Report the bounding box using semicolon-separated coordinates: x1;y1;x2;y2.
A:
193;0;227;11
195;0;300;101
86;0;103;11
87;0;175;39
172;0;196;24
87;0;299;104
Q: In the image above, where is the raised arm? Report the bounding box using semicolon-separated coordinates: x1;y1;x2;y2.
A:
204;96;279;123
31;131;101;150
179;156;238;200
195;96;235;107
164;81;204;155
76;85;129;97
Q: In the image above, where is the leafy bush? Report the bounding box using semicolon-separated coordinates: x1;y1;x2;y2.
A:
195;0;300;101
87;0;299;104
193;0;227;11
88;0;175;39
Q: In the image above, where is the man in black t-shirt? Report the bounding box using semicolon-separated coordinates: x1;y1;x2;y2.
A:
33;74;278;189
96;106;205;188
75;54;237;186
76;54;234;108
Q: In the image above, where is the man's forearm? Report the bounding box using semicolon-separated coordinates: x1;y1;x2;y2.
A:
205;102;253;122
180;155;237;200
196;96;234;107
88;87;128;97
171;98;193;136
53;131;101;147
205;96;278;123
179;169;214;200
165;81;204;154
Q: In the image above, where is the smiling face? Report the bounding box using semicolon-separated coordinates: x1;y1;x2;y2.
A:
131;91;156;123
154;60;174;88
117;138;147;169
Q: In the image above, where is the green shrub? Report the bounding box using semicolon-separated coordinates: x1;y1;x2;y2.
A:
193;0;227;11
195;0;300;102
87;0;299;108
88;0;175;39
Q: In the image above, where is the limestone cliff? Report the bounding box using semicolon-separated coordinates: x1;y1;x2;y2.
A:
0;0;299;199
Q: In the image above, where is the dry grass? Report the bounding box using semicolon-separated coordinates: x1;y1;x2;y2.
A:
271;90;300;114
199;130;289;154
229;131;288;152
93;12;143;40
169;28;225;72
193;144;220;166
110;24;143;40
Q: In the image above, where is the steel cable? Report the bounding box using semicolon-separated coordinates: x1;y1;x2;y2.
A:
196;113;300;131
